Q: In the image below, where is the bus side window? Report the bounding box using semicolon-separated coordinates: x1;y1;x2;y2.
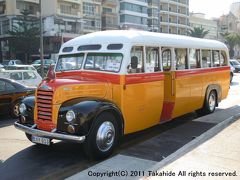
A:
128;46;144;73
146;47;160;72
212;50;220;67
202;50;211;68
189;48;201;69
162;48;171;71
175;48;188;70
220;51;228;66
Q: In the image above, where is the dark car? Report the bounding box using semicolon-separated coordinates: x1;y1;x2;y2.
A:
0;78;35;118
230;59;240;72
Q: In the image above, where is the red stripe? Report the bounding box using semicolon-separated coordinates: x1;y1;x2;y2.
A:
160;101;175;122
176;66;230;78
125;72;164;85
56;71;121;84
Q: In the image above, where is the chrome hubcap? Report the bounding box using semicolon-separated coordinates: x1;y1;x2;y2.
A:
14;103;20;116
209;93;216;111
96;121;115;152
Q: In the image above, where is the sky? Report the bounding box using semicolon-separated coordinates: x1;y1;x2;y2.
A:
189;0;236;19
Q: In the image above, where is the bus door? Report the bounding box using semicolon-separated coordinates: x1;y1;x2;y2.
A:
122;46;164;134
160;48;176;122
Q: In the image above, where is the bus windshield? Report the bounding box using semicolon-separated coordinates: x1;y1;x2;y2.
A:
56;54;84;72
84;53;123;73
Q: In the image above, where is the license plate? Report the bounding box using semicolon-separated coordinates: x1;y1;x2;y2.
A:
32;135;50;146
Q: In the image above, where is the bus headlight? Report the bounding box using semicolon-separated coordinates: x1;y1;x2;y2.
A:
66;110;76;122
19;103;27;114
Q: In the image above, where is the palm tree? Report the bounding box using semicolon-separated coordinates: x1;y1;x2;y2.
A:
188;27;209;38
8;10;40;63
220;33;240;58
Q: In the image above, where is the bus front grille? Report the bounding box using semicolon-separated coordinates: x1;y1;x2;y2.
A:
37;90;53;121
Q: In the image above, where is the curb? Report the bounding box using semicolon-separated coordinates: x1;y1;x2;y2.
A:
142;111;240;175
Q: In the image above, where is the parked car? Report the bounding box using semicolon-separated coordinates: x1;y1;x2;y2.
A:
2;59;23;66
229;59;240;72
230;64;235;83
0;70;42;87
5;65;37;71
31;59;55;68
0;78;35;118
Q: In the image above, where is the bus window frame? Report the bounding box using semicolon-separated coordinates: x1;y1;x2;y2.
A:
128;45;145;74
220;50;228;66
144;46;162;73
161;47;173;71
174;48;189;71
201;49;212;68
212;50;221;67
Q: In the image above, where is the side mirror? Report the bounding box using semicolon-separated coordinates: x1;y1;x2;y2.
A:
131;56;138;69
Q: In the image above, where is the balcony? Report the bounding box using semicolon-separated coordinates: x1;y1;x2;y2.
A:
102;0;117;7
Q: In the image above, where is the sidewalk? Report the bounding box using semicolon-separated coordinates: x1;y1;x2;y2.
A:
146;119;240;180
67;107;240;180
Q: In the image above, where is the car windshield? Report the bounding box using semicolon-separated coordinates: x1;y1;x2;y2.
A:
231;60;240;65
84;53;123;73
56;54;84;72
15;60;22;65
32;60;41;64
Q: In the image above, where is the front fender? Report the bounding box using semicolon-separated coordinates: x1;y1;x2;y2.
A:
57;98;124;136
20;95;35;124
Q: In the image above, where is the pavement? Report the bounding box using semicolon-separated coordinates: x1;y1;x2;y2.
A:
68;105;240;180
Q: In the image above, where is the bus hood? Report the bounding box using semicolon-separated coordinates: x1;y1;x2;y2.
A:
38;77;111;105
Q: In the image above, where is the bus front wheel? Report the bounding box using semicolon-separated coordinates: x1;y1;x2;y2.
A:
83;112;119;159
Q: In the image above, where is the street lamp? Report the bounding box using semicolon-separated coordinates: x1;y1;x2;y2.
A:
39;0;44;77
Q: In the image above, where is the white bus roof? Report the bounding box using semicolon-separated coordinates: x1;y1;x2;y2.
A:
61;30;228;52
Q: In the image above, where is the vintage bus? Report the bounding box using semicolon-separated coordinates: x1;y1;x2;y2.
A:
15;30;230;159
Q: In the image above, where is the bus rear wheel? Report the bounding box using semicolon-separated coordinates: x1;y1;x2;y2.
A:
83;112;119;159
197;90;217;116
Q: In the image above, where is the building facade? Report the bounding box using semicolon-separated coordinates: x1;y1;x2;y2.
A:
161;0;189;35
0;0;191;62
189;13;218;40
119;0;148;30
0;0;40;62
0;0;119;62
119;0;190;34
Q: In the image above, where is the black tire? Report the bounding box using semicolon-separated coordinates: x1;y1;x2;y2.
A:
230;72;233;83
197;90;217;116
83;112;119;160
11;100;21;118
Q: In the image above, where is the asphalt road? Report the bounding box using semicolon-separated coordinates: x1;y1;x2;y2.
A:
0;74;239;180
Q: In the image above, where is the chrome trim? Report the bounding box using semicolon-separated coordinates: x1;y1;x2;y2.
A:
14;122;85;143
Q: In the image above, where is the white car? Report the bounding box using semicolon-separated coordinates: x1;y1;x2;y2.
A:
2;59;23;66
5;65;37;71
0;70;42;87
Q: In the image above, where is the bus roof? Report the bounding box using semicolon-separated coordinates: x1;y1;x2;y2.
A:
61;30;228;51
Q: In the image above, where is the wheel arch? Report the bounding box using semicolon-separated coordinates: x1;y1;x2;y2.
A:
205;84;222;106
58;98;124;137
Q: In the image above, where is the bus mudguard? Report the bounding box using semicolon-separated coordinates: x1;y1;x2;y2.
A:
57;98;124;136
206;84;222;104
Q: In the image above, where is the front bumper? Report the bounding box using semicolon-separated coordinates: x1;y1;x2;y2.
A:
14;122;85;143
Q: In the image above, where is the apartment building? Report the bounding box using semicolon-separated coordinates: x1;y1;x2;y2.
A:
119;0;148;30
189;13;218;40
102;0;118;30
0;0;39;61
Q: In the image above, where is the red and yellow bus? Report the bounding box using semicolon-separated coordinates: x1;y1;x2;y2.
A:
15;30;230;159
